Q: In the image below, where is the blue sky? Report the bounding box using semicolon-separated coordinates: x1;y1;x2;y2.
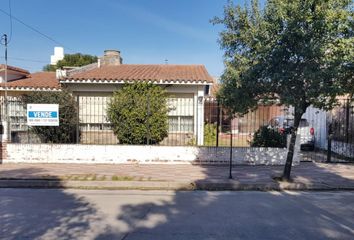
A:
0;0;247;77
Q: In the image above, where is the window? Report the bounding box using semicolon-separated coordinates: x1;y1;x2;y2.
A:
168;116;194;133
180;116;194;132
79;95;110;126
8;98;27;132
80;123;112;131
167;95;194;133
168;116;179;132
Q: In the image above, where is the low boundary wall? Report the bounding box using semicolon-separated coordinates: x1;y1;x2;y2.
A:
332;140;354;158
5;144;299;165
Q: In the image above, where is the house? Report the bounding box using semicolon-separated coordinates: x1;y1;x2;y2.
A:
1;50;213;145
58;50;213;145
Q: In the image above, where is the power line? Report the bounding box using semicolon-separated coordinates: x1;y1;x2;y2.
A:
0;7;76;52
7;0;13;44
0;56;48;63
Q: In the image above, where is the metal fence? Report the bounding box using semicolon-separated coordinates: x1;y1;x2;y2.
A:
329;98;354;160
1;95;353;161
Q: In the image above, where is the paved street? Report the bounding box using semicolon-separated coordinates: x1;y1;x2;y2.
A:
1;189;354;240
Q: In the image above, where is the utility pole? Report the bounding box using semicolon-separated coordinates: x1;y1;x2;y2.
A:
1;34;9;142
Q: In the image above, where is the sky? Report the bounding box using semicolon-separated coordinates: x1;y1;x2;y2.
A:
0;0;248;77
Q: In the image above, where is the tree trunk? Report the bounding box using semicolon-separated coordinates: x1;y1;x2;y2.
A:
282;108;303;181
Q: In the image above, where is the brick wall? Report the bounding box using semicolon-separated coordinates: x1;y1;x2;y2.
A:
0;141;6;163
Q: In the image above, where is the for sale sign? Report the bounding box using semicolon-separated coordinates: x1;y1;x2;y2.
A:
27;104;59;126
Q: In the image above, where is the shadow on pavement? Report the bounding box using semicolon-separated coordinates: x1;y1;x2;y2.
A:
0;162;354;239
0;169;105;240
94;162;354;240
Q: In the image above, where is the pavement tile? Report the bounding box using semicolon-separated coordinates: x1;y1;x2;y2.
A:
0;162;354;190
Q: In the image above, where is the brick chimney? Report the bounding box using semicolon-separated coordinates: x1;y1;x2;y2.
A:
99;50;123;67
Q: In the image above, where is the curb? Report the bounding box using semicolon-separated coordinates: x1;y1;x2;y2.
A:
0;180;195;190
1;179;354;191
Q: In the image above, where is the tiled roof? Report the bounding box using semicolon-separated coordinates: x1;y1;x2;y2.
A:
210;78;220;97
0;72;60;90
0;64;30;75
64;64;213;84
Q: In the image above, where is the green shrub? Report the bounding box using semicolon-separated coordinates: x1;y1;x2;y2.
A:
21;89;78;143
204;123;217;146
107;82;168;145
251;126;286;148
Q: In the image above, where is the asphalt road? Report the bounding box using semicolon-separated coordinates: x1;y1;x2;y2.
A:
1;189;354;240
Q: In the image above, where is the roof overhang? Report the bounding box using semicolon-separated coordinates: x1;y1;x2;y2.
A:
0;87;61;92
60;79;213;85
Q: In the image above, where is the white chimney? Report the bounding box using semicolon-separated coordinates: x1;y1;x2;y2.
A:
50;47;64;65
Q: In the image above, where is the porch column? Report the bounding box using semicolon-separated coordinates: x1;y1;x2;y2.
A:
196;87;204;145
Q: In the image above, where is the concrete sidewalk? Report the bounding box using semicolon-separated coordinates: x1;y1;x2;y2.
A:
0;162;353;190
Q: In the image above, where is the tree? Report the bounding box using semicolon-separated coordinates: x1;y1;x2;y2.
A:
213;0;353;180
107;82;168;145
43;53;98;71
21;90;78;143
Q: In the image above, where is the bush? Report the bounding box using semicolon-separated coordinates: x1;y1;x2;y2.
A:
21;90;78;143
107;82;168;144
204;123;217;146
251;126;286;148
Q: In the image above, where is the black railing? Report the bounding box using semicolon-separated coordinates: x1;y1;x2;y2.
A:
1;95;353;161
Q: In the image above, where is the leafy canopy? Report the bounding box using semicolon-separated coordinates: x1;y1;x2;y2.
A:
213;0;353;116
213;0;353;180
107;82;169;145
43;53;98;71
22;89;78;143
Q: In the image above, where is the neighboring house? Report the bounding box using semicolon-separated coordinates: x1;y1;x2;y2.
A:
57;50;213;145
0;64;59;141
0;64;59;94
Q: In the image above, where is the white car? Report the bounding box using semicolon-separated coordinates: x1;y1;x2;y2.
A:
269;116;315;151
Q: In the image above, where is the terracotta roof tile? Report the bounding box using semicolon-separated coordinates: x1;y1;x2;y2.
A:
65;64;213;83
0;64;30;75
0;72;59;90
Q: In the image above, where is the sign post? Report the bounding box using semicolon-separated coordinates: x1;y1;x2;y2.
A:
27;104;59;126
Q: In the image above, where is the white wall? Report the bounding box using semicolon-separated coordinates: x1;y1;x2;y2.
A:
331;140;354;158
303;106;328;149
5;144;299;166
